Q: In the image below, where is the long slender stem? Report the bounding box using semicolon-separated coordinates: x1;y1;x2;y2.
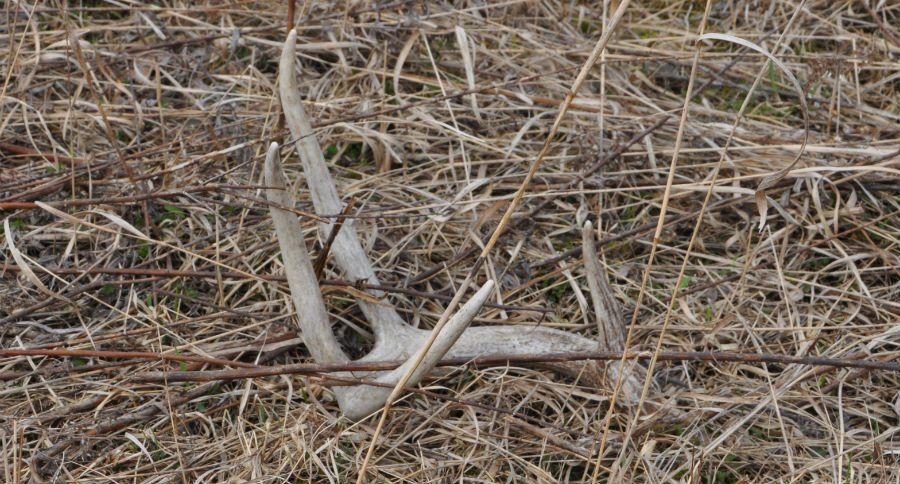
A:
126;350;895;383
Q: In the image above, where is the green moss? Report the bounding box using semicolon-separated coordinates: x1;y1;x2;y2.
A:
577;18;600;35
431;36;447;56
767;61;779;90
748;426;768;440
156;204;187;225
234;46;251;60
553;235;578;252
634;27;658;40
169;282;197;313
99;284;117;297
344;142;371;166
136;242;149;259
163;204;186;218
713;468;739;484
223;205;241;216
539;279;571;304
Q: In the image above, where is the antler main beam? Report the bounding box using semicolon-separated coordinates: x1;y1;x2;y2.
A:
271;29;644;420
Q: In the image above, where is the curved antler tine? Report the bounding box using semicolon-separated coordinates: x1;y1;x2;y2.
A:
279;28;405;338
278;30;343;220
338;280;495;420
265;142;348;364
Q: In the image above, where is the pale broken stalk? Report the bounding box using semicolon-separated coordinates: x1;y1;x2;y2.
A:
275;29;627;420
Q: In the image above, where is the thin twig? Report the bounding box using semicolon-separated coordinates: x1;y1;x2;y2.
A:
130;350;900;383
0;264;551;316
313;196;356;279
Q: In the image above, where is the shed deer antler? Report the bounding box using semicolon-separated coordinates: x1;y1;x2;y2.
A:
270;29;643;420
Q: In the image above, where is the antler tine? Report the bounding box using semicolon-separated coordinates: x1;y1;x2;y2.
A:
279;28;405;339
265;142;347;364
338;280;495;419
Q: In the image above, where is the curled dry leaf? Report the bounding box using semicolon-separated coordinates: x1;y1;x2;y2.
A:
698;33;810;230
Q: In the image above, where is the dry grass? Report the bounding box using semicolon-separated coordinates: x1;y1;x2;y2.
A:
2;0;899;481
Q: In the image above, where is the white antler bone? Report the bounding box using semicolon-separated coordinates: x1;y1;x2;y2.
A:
266;142;495;418
272;29;641;420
